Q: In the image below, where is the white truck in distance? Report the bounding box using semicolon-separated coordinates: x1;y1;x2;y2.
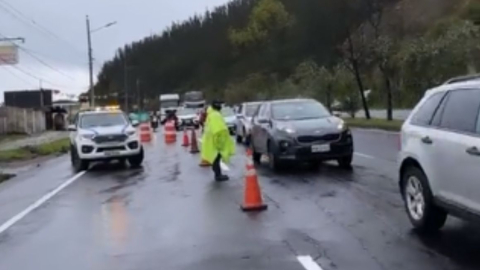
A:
159;94;180;121
183;91;205;111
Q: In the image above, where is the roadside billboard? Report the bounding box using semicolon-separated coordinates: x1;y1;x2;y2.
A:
0;45;18;65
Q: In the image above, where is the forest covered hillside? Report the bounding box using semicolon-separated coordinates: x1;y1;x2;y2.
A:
93;0;480;119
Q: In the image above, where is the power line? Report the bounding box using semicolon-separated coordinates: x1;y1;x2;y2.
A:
21;46;88;65
0;0;86;58
0;33;76;81
0;55;69;89
17;46;76;81
1;65;37;87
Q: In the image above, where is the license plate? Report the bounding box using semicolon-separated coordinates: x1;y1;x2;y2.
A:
105;151;120;156
311;144;330;153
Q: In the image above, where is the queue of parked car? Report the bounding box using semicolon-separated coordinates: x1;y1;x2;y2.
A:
229;73;480;235
230;98;354;170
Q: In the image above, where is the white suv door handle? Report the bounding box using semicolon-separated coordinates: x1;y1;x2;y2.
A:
421;136;433;145
466;146;480;156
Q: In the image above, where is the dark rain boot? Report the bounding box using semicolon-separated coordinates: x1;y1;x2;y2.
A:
215;175;230;182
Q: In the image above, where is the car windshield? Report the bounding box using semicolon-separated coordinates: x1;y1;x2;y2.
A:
245;104;260;117
80;113;127;128
184;103;205;109
184;91;204;101
177;108;196;116
272;101;330;120
160;100;179;108
222;107;235;117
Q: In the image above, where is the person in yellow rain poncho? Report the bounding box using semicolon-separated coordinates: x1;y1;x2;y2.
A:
201;100;235;181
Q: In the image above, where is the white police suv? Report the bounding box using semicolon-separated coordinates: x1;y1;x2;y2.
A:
68;108;144;171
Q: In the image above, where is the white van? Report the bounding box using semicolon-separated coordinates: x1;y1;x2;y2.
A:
159;94;180;120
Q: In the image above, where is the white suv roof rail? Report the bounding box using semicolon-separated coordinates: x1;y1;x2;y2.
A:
443;74;480;85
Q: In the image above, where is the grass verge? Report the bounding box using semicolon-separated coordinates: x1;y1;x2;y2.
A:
0;138;69;162
0;173;15;184
0;133;27;143
344;118;404;132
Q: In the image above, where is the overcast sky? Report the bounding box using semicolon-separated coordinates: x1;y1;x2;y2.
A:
0;0;229;100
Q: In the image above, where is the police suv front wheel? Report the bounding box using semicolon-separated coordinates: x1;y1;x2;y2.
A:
129;147;144;168
70;145;89;172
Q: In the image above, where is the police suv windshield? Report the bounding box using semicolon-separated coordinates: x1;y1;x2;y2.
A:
80;113;128;128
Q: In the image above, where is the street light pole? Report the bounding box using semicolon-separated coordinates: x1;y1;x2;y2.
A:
136;78;141;110
85;17;116;108
124;56;128;112
86;15;94;107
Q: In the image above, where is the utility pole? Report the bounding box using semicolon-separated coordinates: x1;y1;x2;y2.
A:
86;15;94;107
136;78;141;110
124;56;128;112
39;80;44;109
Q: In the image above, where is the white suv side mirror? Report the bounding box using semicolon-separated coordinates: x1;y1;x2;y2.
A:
67;125;76;131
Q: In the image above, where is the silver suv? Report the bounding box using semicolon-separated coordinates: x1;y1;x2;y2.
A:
399;80;480;233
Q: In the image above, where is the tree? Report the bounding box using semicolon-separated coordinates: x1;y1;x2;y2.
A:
398;19;480;104
363;0;398;120
341;26;371;119
317;67;334;112
229;0;293;47
332;65;359;117
94;0;395;107
291;60;320;96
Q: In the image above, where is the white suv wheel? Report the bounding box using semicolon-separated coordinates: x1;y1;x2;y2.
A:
402;166;447;233
406;176;425;221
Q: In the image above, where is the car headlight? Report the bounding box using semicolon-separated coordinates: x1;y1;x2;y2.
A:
278;126;296;134
80;134;95;140
337;120;347;130
126;130;137;136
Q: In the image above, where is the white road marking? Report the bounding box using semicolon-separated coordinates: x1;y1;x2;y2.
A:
297;255;324;270
0;171;87;235
197;138;230;172
354;152;377;160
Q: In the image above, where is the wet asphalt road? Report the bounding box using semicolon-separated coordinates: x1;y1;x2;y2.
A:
0;129;479;270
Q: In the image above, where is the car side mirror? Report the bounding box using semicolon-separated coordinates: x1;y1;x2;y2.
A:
67;125;76;131
257;118;269;124
131;120;140;127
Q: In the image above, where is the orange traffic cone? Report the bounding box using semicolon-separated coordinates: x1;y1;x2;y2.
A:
190;129;200;154
164;121;176;144
182;129;190;147
241;149;267;212
139;123;152;143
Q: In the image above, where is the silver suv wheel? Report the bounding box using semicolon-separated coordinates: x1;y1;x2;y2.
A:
401;166;447;233
406;176;425;221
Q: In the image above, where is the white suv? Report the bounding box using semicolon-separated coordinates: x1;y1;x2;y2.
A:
399;80;480;233
69;110;144;171
235;102;261;144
